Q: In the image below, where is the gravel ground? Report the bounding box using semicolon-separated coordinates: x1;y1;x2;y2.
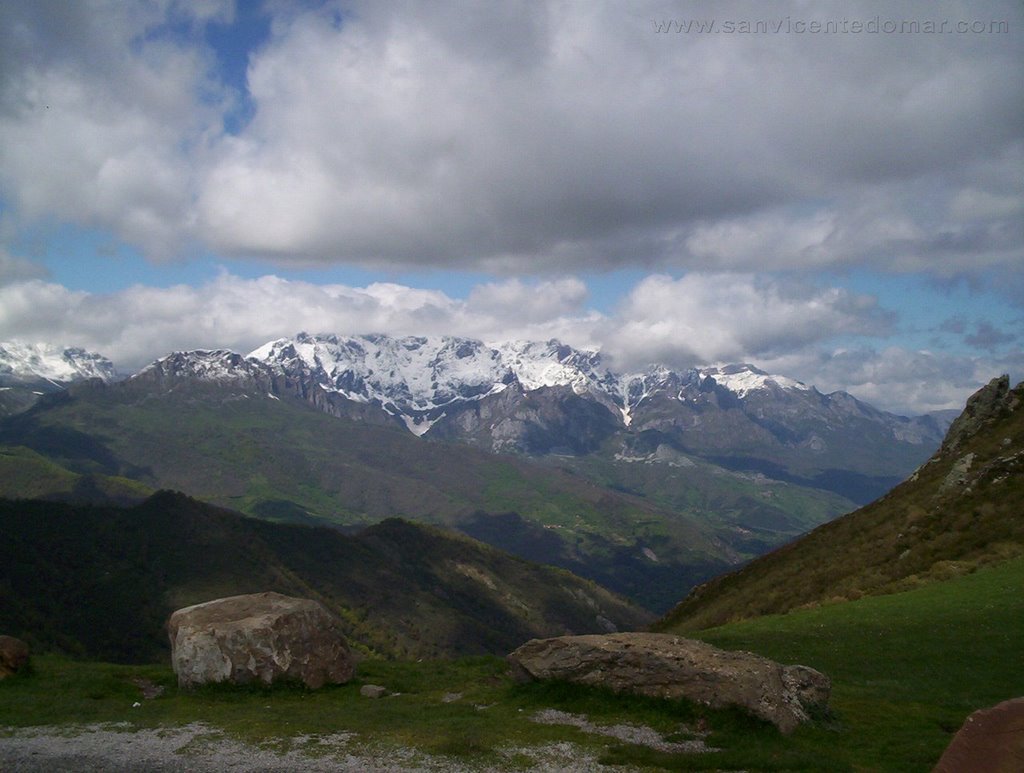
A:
530;709;714;754
0;723;632;772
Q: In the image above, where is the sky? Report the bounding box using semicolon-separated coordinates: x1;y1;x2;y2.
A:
0;0;1022;416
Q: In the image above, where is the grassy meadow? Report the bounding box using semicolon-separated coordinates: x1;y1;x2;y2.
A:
3;555;1021;770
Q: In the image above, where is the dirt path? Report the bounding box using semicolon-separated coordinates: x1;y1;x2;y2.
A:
0;722;620;772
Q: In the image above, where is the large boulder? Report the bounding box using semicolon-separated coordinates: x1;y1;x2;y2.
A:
508;632;829;733
168;592;354;689
0;635;30;678
933;697;1024;773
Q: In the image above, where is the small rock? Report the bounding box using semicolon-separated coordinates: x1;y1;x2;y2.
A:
360;684;387;698
441;692;463;703
0;635;30;679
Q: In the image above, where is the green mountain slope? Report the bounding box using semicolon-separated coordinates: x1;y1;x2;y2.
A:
0;377;736;611
656;376;1024;632
690;556;1024;770
0;491;651;663
549;449;854;559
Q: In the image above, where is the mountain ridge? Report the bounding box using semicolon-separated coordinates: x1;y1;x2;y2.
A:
0;341;117;385
2;334;951;438
0;490;652;663
226;333;948;504
0;372;737;612
128;333;946;496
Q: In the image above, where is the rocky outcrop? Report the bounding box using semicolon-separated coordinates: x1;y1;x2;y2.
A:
942;375;1016;453
933;697;1024;773
508;632;829;733
0;635;29;678
167;592;354;689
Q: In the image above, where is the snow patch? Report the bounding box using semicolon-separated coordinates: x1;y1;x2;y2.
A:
703;364;810;397
401;413;444;437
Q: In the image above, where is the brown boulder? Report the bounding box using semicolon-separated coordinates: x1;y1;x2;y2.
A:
933;697;1024;773
508;632;829;733
168;592;354;689
0;635;29;678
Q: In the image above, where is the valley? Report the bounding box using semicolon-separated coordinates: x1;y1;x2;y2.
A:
0;335;949;612
1;342;1019;770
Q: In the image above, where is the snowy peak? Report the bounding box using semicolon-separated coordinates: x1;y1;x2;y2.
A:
492;339;616;395
243;334;820;424
615;366;707;425
250;332;516;415
702;363;811;398
0;341;117;385
135;349;266;385
127;334;887;447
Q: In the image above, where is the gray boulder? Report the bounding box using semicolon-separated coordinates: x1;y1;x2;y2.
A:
508;632;829;733
168;592;354;689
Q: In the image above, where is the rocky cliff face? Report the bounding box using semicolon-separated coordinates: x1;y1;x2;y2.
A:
941;375;1017;453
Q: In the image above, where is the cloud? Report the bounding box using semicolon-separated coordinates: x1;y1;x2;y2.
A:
0;249;47;285
0;272;601;371
0;270;887;372
965;320;1018;351
467;278;588;323
765;346;1024;416
1;1;1020;276
0;1;1021;415
599;273;893;369
0;1;229;259
0;269;1017;414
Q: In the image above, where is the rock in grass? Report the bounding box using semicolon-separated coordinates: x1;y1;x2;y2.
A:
508;632;829;734
0;635;29;678
168;592;354;689
933;697;1024;773
360;684;387;698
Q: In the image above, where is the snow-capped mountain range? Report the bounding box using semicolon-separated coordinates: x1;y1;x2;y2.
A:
130;332;944;464
246;333;816;432
2;332;935;442
1;333;951;505
0;341;117;386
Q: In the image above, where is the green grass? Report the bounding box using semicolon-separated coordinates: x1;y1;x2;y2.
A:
0;654;844;770
9;560;1020;770
691;555;1024;771
2;510;1020;769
